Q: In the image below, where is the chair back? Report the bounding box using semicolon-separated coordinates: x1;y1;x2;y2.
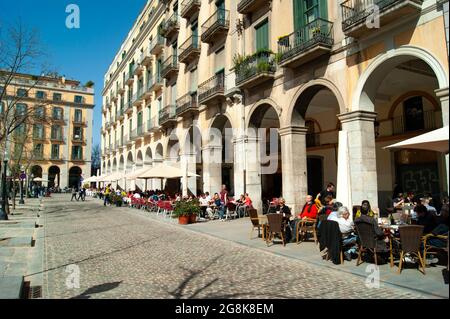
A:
355;221;377;249
248;208;260;227
399;225;424;253
267;213;283;233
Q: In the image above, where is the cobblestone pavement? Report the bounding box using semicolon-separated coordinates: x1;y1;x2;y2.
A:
42;195;432;299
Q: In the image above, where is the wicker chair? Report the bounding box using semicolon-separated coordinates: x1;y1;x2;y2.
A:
248;208;263;239
397;225;426;274
422;232;448;268
355;221;380;266
266;213;285;247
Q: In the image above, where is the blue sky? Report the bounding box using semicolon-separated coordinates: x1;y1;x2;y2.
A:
0;0;147;146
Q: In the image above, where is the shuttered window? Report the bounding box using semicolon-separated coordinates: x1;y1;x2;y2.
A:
255;19;269;51
190;68;198;93
214;47;225;73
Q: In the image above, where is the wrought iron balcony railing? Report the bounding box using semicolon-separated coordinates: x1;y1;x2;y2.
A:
201;9;230;44
235;51;276;88
179;35;200;64
198;72;225;104
181;0;201;19
176;92;198;116
159;105;177;125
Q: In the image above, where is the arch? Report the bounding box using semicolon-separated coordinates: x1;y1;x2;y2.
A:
126;152;134;170
165;130;181;162
48;166;60;188
136;150;143;168
119;155;125;170
287;78;346;127
288;79;345;127
107;160;111;173
30;165;43;178
352;45;449;112
144;147;153;165
387;90;440;119
112;158;118;172
305;117;322;133
182;125;202;156
69;166;82;188
154;143;164;161
246;98;282;129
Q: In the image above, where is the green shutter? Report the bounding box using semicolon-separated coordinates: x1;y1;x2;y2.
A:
293;0;303;31
319;0;327;20
256;20;269;51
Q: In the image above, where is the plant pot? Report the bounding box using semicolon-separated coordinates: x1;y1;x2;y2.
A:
189;214;197;224
178;215;190;225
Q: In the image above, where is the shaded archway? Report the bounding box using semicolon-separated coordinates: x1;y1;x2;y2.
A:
182;125;203;196
48;166;60;188
69;166;82;188
144;147;153;166
248;103;281;211
165;132;181;195
126;152;134;171
136;150;143;168
119;155;125;171
30;165;43;178
112;158;117;173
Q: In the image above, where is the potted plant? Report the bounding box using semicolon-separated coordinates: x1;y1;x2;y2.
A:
311;26;321;37
173;201;191;225
187;199;201;224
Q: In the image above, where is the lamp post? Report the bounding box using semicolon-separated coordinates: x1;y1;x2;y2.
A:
0;148;10;220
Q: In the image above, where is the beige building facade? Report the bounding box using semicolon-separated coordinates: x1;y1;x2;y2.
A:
2;73;94;189
102;0;449;214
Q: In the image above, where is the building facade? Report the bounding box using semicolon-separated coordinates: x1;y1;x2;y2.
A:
101;0;449;214
1;73;94;189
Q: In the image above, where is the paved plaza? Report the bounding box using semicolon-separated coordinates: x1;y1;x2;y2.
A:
24;194;445;299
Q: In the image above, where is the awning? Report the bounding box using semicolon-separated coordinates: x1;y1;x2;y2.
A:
98;172;125;182
384;126;449;154
126;167;151;180
33;177;49;182
84;176;100;183
137;164;199;179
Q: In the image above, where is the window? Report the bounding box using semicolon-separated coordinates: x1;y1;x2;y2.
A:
33;124;44;139
35;106;45;119
74;95;83;104
17;88;28;97
36;91;45;99
51;125;62;140
403;96;425;132
51;144;60;159
73;126;83;140
53;107;63;120
16;103;28;116
214;47;225;73
293;0;327;31
255;19;269;51
15;123;27;137
0;102;4;113
34;144;44;158
72;145;83;160
190;68;198;93
137;112;143;133
53;93;62;101
129;118;133;135
74;109;82;122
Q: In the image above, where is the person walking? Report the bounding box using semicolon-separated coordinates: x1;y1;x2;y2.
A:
104;184;112;206
71;187;78;201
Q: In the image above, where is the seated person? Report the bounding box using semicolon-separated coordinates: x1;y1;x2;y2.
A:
298;195;319;220
355;200;376;219
206;193;225;220
237;193;253;218
317;183;336;206
330;207;358;261
327;202;343;221
355;201;389;255
416;204;438;234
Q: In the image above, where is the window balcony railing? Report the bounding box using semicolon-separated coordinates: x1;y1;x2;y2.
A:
237;0;268;14
132;88;144;106
147;116;160;132
117;81;125;94
160;13;179;39
198;72;225;105
176;92;198;116
148;74;164;92
306;133;321;148
179;35;200;64
201;9;230;44
126;68;135;85
150;33;165;55
181;0;201;19
235;51;276;89
139;47;153;66
125;100;134;114
278;18;334;68
391;110;436;136
159;105;177;126
73;118;87;126
161;55;179;79
341;0;423;37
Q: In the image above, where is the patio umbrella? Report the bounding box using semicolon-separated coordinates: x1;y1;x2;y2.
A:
33;177;49;182
384;126;449;154
126;167;151;180
137;163;199;179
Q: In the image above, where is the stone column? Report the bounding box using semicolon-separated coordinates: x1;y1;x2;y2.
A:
338;111;379;209
279;126;308;213
180;152;197;196
152;158;163;190
435;87;449;194
202;145;222;195
246;136;263;213
233;137;246;199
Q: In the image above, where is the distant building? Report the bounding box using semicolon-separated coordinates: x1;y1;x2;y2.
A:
1;72;94;188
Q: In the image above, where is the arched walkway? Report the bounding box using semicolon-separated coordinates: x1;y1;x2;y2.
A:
69;166;82;188
48;166;61;188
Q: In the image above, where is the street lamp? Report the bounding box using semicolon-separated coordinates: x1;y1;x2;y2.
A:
0;148;10;220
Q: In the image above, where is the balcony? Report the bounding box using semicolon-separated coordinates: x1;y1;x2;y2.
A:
71;155;85;162
161;55;179;80
147;116;160;133
201;9;230;44
160;13;179;39
238;0;269;14
235;51;276;89
125;101;134;114
125;68;135;85
149;74;164;92
198;72;225;105
176;92;198;117
111;90;118;102
341;0;423;38
181;0;200;19
117;107;125;121
126;134;134;146
72;136;87;144
130;127;142;141
134;63;144;76
132;89;144;106
117;82;125;94
278;18;334;68
139;47;153;66
150;34;165;56
391;110;436;136
179;35;200;64
159;105;177;126
143;79;153;100
52;116;66;125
